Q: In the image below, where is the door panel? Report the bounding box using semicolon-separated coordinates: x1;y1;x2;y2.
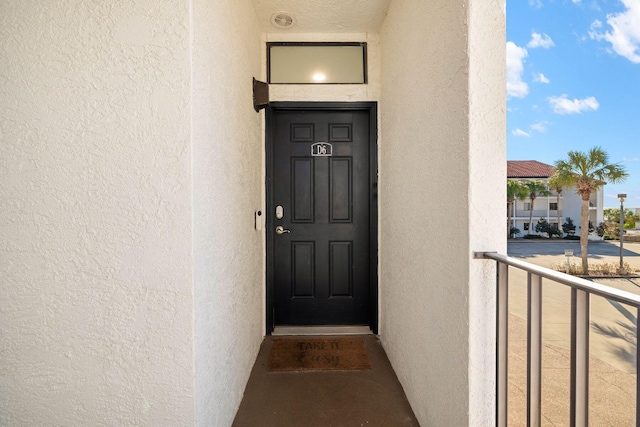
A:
270;108;373;326
329;158;352;222
292;158;314;222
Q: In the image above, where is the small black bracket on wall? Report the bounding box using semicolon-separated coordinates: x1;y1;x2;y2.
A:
253;78;269;112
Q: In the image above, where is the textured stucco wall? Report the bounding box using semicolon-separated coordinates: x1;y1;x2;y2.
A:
560;187;603;236
191;0;264;425
595;189;604;225
562;190;583;228
379;1;504;425
1;1;194;425
467;1;506;424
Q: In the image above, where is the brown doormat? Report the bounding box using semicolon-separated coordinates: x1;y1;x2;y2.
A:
267;337;372;371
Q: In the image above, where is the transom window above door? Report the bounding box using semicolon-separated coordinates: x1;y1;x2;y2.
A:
267;42;367;84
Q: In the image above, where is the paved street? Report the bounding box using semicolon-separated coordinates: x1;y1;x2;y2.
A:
505;240;640;426
508;239;640;261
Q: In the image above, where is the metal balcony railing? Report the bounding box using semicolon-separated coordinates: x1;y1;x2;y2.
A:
514;210;554;218
475;251;640;427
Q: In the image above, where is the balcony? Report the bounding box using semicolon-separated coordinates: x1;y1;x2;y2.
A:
477;243;640;426
514;210;562;218
233;242;640;426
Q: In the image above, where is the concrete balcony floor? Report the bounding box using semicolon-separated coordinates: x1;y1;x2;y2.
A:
232;335;419;427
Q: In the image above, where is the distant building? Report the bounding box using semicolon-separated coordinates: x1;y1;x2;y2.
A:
508;160;604;238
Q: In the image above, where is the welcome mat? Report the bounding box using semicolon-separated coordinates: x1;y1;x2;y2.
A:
267;337;372;371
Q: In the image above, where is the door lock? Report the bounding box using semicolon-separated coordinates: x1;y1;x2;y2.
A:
275;225;291;235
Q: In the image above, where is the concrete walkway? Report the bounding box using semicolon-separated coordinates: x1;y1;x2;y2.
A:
232;335;419;427
506;240;640;426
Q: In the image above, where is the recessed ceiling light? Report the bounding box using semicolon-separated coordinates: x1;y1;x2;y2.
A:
271;12;296;29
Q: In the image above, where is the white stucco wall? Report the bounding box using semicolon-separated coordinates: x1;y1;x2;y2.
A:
1;1;194;425
467;1;506;423
556;186;604;238
594;188;604;226
379;1;504;425
191;0;264;425
2;1;507;424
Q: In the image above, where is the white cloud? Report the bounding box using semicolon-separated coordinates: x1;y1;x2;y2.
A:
528;32;555;49
623;157;640;161
548;94;600;114
507;42;529;98
530;121;550;132
589;1;640;63
512;128;531;137
533;72;550;83
529;0;544;8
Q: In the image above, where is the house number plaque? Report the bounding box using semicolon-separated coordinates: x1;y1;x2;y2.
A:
311;142;332;157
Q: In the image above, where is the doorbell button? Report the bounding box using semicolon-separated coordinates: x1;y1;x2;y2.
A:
255;210;263;231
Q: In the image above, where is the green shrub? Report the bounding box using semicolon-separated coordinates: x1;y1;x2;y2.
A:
535;218;562;238
563;235;580;240
562;217;577;236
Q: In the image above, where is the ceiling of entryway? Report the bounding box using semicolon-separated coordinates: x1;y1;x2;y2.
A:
251;0;392;33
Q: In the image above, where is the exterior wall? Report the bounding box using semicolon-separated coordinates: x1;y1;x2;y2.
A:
594;188;604;226
467;2;506;422
560;188;580;230
513;191;560;235
191;0;264;425
511;182;605;238
1;2;194;425
2;1;506;425
560;187;604;239
379;1;504;425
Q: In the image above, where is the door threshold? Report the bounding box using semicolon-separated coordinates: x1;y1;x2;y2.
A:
272;326;373;336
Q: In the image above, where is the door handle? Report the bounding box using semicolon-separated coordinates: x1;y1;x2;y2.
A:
275;225;291;235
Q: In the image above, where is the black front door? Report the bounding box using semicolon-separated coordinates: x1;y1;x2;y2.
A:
267;103;377;330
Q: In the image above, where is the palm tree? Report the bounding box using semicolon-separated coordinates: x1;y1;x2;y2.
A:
547;174;563;235
553;147;628;274
525;180;550;235
507;180;528;237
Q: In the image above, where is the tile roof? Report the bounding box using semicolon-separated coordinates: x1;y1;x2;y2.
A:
507;160;555;178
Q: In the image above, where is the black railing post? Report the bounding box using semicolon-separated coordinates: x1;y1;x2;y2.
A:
497;261;508;427
527;273;542;427
570;287;589;427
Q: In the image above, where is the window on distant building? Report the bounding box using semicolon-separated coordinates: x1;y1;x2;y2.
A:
524;203;531;211
550;202;558;211
524;222;529;231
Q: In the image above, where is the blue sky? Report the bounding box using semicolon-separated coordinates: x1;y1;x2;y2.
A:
507;0;640;208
